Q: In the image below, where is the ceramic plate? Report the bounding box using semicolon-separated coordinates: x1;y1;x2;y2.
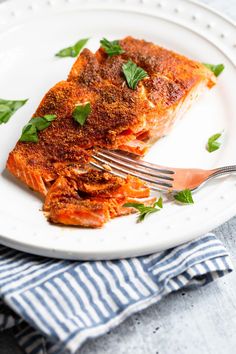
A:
0;0;236;259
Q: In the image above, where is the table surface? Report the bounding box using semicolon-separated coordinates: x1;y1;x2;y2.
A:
0;0;236;353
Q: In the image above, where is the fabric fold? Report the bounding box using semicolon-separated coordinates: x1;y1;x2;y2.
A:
0;234;233;354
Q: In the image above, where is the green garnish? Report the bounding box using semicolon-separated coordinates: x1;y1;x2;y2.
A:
203;63;225;77
122;60;148;90
72;102;91;126
154;197;163;209
100;38;125;56
124;197;163;223
55;38;89;58
0;99;28;125
207;132;222;152
174;189;194;204
20;114;56;143
20;124;38;143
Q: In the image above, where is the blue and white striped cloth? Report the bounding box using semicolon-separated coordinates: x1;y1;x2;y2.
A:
0;234;233;354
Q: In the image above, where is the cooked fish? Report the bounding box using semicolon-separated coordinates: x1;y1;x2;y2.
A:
7;37;216;226
44;169;150;227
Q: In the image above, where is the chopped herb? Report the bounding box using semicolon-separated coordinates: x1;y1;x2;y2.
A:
20;114;56;143
29;114;56;131
100;38;125;56
207;132;222;152
124;197;163;222
55;38;89;58
0;98;28;125
122;60;148;90
72;102;91;126
203;63;225;77
174;189;194;204
20;124;38;143
154;196;163;209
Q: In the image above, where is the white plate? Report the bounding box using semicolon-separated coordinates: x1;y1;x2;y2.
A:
0;0;235;260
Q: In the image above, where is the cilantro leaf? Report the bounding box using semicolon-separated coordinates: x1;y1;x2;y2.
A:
122;60;148;90
207;132;222;152
0;98;28;125
154;197;163;209
28;114;56;131
20;124;38;143
43;114;57;122
72;102;91;126
55;38;89;58
137;207;159;222
124;198;162;223
20;114;56;143
100;38;125;56
203;63;225;77
174;189;194;204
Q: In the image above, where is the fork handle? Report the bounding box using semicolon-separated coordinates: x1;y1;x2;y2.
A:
211;165;236;178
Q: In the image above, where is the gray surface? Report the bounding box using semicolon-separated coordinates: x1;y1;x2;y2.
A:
0;0;236;353
80;219;236;354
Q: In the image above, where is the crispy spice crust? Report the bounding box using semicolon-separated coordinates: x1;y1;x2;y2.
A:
7;36;215;199
119;37;214;86
12;36;215;152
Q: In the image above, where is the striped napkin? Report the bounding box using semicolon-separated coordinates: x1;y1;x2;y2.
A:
0;234;233;354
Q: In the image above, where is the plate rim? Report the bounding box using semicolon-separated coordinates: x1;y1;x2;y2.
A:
189;0;236;27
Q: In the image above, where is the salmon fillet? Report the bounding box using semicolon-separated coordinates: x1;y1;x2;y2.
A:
6;36;216;227
44;169;150;228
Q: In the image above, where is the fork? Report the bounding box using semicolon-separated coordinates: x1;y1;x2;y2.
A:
91;149;236;192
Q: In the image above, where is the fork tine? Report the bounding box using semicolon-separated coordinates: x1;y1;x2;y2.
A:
92;155;173;187
99;149;175;175
93;153;174;181
90;161;170;192
90;157;173;190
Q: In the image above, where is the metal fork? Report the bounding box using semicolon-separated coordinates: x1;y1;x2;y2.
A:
91;149;236;192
